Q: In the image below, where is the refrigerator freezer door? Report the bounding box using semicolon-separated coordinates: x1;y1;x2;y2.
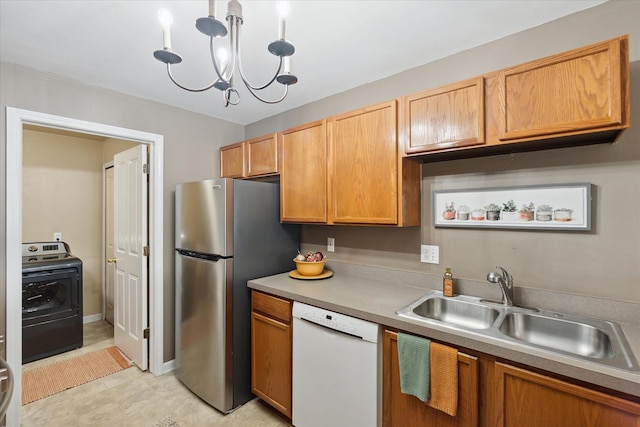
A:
175;252;234;412
175;179;232;256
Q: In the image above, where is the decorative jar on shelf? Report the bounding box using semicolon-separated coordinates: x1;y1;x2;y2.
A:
536;205;553;221
456;205;470;221
442;201;456;220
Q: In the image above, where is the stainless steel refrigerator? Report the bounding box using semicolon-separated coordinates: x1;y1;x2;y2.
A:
175;178;299;413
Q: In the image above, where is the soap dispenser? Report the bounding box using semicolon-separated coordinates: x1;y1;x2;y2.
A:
443;267;454;297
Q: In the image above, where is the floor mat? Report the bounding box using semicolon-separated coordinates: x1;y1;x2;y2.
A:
22;346;132;405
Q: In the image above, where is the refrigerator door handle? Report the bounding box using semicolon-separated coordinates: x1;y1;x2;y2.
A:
175;249;225;262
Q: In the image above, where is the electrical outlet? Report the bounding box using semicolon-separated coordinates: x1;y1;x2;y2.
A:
53;232;62;242
327;237;335;252
420;245;439;264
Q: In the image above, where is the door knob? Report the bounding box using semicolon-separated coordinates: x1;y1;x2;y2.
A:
107;258;117;263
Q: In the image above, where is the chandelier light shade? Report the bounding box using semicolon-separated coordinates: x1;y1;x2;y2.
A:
153;0;298;107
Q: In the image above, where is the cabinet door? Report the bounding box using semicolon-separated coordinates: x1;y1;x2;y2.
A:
220;142;245;178
382;330;479;427
246;133;279;178
251;311;292;418
329;101;398;225
498;36;628;141
251;292;292;419
280;120;327;223
403;77;485;154
494;362;640;427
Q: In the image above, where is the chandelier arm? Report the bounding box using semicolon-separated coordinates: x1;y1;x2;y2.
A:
209;36;230;84
236;21;283;91
243;82;290;104
154;1;295;106
166;64;218;92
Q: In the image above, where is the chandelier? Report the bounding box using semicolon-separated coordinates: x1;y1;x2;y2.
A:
153;0;298;107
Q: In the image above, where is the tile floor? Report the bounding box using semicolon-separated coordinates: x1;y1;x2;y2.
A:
21;321;292;427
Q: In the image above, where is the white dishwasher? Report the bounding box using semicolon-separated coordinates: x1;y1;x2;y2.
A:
292;301;380;427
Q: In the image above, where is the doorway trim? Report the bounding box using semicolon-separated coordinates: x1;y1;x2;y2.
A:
5;107;164;426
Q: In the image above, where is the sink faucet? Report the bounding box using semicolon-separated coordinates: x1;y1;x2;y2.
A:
487;266;514;306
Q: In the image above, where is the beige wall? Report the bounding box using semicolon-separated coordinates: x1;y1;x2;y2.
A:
1;64;244;362
247;0;640;304
22;130;141;318
22;129;105;316
3;0;639;365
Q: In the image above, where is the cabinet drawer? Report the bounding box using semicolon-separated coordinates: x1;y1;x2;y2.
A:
252;290;291;324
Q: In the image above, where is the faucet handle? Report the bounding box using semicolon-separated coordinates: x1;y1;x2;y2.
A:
496;266;513;286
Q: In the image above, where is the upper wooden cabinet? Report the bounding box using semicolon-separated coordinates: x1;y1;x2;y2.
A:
404;35;629;160
280;120;328;223
328;101;400;225
280;103;420;227
497;36;629;142
245;133;279;177
220;141;245;178
403;77;485;154
220;133;279;179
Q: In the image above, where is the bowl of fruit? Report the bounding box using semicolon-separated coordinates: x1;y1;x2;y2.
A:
293;251;326;276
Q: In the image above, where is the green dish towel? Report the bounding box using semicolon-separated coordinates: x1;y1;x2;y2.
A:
397;332;431;402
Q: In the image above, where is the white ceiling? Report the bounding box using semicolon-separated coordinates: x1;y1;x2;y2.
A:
0;0;606;126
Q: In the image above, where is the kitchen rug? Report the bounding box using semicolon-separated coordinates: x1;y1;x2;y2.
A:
22;346;132;405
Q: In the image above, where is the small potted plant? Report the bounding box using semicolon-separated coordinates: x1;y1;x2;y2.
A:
536;204;553;221
519;202;535;221
484;203;501;221
456;205;470;221
471;208;486;221
501;199;518;221
554;207;573;222
442;201;456;220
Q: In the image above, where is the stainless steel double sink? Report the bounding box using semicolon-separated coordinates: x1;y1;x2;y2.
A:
396;291;639;372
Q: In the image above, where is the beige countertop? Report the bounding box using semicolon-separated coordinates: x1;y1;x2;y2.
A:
248;262;640;398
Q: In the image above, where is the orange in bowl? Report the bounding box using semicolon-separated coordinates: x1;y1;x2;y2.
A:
293;258;326;276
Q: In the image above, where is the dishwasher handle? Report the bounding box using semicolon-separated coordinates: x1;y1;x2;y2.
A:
297;316;365;340
292;301;379;344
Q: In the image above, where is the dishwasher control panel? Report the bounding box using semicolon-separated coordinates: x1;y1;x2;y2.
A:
292;302;379;343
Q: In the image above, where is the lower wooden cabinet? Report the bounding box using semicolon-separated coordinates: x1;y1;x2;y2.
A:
494;362;640;427
251;290;292;418
382;329;479;427
250;303;640;425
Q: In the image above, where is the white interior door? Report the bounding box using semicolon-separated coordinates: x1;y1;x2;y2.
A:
105;165;115;325
113;145;148;370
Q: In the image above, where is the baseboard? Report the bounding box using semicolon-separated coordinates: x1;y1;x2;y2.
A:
83;313;103;324
163;359;176;374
